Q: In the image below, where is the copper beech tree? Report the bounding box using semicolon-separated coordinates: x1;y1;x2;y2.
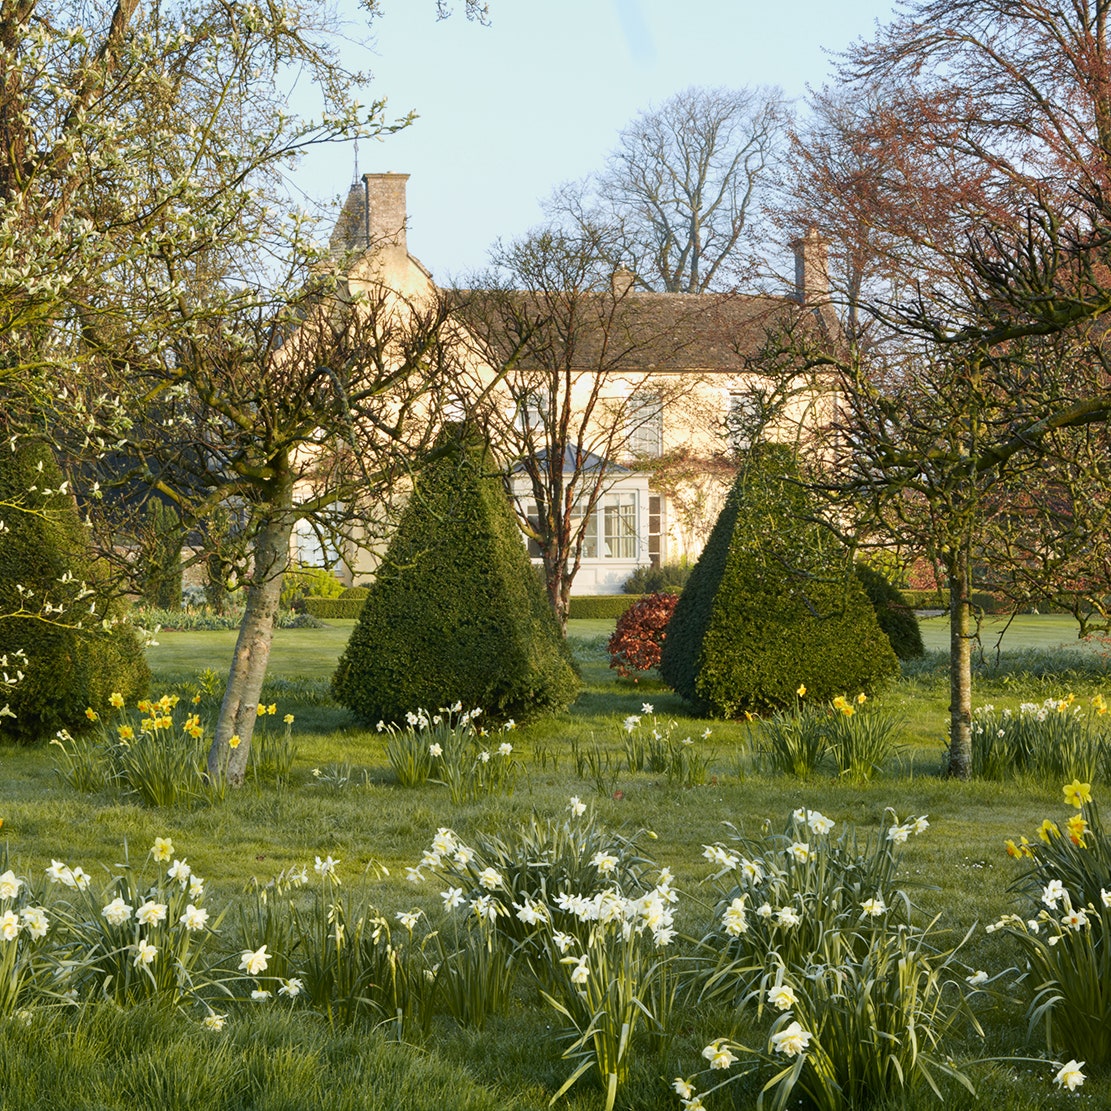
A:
775;0;1111;776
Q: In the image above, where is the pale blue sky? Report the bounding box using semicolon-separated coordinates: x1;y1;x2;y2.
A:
293;1;898;281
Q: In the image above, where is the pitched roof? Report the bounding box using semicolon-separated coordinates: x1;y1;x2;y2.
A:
449;287;837;375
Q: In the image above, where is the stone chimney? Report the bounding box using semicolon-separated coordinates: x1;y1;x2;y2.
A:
789;226;829;306
328;172;409;257
610;266;636;297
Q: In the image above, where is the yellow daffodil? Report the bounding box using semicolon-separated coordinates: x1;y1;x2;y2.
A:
1063;779;1092;809
267;703;277;715
85;707;98;722
796;684;806;697
109;692;124;709
117;725;134;742
1005;839;1020;859
256;704;266;716
283;713;294;725
1067;814;1089;847
856;692;867;704
228;734;241;749
1038;819;1060;843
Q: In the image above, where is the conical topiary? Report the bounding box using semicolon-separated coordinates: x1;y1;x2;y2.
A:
659;443;899;716
0;438;150;742
855;563;925;661
332;429;579;725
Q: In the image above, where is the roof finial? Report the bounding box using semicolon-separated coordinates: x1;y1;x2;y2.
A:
351;137;360;186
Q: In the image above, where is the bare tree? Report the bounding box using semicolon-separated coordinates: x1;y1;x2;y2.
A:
454;227;711;632
772;0;1111;776
549;86;788;293
69;273;465;784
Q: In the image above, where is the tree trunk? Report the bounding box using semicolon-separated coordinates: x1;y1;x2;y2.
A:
207;485;294;787
546;561;569;637
946;548;974;778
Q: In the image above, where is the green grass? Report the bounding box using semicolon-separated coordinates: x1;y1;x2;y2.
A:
2;616;1111;1109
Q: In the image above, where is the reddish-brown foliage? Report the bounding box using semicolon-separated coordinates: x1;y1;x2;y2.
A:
607;592;679;677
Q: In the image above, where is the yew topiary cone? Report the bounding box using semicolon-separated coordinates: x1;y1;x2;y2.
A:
332;430;579;725
0;437;149;742
659;444;898;716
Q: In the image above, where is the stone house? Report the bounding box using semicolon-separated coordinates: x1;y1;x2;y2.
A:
298;173;839;594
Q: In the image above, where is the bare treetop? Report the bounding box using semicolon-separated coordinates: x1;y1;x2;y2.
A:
548;86;788;294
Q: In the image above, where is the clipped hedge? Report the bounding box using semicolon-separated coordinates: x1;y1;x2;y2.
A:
303;597;366;619
659;445;899;717
332;431;579;725
568;595;646;620
855;564;925;661
0;439;149;742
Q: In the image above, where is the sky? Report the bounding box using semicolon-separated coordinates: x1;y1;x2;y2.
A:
291;0;900;283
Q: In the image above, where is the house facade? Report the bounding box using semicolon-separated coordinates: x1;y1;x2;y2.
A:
298;173;839;594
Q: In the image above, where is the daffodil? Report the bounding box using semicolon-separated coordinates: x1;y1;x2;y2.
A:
136;900;167;926
101;897;133;927
0;869;23;900
1055;1060;1085;1091
133;940;158;967
1066;814;1088;847
278;978;303;997
239;944;270;975
109;692;124;709
179;904;209;931
1062;779;1092;809
1038;819;1060;842
203;1013;227;1030
702;1041;738;1069
150;837;174;862
19;907;48;939
766;984;798;1011
770;1020;812;1057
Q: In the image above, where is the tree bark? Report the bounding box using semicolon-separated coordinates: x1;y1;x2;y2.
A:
207;472;294;786
946;547;974;778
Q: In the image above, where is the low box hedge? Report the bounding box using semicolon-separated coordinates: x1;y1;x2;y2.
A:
303;597;366;619
568;595;645;620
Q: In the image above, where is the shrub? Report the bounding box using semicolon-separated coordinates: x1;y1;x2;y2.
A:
659;445;899;716
854;563;924;660
607;592;678;676
331;430;579;725
622;561;692;595
280;565;344;611
0;438;149;743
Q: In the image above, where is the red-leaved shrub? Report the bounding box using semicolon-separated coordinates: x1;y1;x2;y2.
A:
607;592;679;677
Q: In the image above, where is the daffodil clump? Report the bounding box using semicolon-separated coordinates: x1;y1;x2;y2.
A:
971;694;1108;782
995;780;1111;1067
755;689;901;780
683;806;985;1111
378;704;518;802
700;806;926;990
51;692;295;805
620;703;714;787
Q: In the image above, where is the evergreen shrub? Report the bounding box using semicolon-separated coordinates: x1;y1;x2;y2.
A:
331;431;579;724
622;561;692;595
855;563;925;660
0;439;149;742
658;444;899;716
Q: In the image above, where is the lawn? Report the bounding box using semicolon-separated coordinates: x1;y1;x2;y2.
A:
1;616;1109;1110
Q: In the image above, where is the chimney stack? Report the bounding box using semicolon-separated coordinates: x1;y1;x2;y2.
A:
328;172;410;258
362;172;409;253
789;226;829;306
